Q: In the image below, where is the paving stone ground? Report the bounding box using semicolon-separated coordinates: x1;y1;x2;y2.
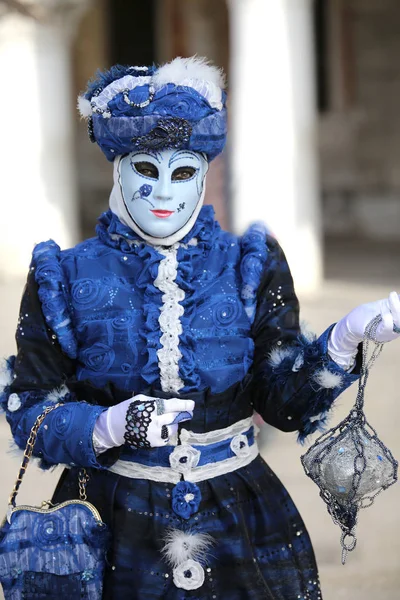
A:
0;241;399;599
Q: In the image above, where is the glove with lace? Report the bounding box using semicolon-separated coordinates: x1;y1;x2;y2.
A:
93;394;195;454
328;291;400;370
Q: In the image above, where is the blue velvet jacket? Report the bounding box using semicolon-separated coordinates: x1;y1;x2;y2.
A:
1;206;358;470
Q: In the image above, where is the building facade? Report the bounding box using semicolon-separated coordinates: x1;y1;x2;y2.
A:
0;0;399;290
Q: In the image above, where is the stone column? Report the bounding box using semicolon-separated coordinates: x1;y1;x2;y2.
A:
0;0;90;280
228;0;322;293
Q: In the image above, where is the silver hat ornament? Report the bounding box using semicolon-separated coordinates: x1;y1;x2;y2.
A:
301;315;398;564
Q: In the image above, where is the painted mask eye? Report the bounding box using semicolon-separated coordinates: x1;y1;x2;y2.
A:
172;166;196;181
133;161;159;179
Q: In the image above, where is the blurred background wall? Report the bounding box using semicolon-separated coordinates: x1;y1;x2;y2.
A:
0;0;399;289
0;2;399;599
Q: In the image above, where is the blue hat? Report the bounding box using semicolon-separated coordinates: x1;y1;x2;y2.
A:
78;56;227;162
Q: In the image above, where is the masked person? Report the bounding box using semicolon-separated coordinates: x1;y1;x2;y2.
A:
1;57;399;600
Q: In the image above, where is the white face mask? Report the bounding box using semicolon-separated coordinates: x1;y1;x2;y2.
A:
112;149;208;245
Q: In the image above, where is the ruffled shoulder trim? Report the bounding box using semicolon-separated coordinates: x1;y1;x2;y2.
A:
32;240;77;359
240;222;270;324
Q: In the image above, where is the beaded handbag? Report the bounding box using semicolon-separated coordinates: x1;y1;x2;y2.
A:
0;404;109;599
301;316;398;564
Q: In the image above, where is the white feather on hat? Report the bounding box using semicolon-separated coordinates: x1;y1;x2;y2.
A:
152;56;226;89
153;56;226;110
77;95;92;119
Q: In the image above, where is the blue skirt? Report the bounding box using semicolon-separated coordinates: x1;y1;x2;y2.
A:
53;456;322;600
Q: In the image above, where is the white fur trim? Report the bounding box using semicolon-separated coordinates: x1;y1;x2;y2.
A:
300;321;316;343
0;358;13;393
292;351;304;372
161;529;214;569
268;346;296;367
309;411;327;423
77;95;92;119
313;368;343;389
153;56;225;110
154;56;226;89
7;393;21;412
45;384;70;403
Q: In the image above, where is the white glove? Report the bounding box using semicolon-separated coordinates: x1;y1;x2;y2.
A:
328;291;400;370
92;394;195;454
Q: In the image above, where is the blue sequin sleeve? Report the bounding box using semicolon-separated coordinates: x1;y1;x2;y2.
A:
1;268;119;470
249;235;360;442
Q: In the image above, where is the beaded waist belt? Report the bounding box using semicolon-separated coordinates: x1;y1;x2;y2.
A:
108;416;259;484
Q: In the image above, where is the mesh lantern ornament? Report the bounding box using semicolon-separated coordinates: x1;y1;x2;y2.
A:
301;316;398;564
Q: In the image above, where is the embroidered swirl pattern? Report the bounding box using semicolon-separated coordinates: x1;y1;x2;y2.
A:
71;279;105;309
213;297;241;327
112;315;134;330
52;406;74;439
34;515;65;548
81;343;115;373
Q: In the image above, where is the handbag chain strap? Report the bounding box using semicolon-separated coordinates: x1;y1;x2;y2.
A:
9;403;89;507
